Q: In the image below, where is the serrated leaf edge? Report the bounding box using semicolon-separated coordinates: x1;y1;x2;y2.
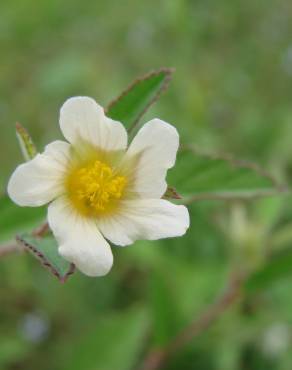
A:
16;235;75;283
179;144;288;203
106;67;174;132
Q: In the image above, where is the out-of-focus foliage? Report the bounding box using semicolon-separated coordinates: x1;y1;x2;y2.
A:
1;1;292;370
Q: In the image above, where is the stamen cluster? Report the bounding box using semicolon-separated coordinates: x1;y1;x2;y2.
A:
67;159;127;215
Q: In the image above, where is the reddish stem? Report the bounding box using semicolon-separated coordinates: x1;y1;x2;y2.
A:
140;270;245;370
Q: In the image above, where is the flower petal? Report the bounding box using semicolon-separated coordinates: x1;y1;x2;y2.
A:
59;96;127;151
48;197;113;277
97;199;190;246
126;119;179;199
8;141;70;207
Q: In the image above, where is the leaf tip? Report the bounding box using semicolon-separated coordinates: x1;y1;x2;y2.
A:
163;186;182;200
15;122;37;161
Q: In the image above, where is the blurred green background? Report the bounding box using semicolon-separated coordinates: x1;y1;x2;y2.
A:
1;0;292;369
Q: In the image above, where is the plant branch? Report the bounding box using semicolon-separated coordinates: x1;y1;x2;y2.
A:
0;222;49;259
0;241;23;257
140;270;246;370
182;189;289;205
32;222;49;237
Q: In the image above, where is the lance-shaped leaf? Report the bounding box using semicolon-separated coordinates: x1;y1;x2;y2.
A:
15;122;37;161
168;145;284;203
17;233;75;283
106;68;174;133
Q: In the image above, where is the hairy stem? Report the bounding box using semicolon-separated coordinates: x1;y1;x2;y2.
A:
0;222;50;259
32;222;49;237
0;241;23;257
140;270;246;370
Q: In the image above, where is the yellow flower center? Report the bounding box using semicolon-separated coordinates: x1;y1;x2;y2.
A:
66;159;127;217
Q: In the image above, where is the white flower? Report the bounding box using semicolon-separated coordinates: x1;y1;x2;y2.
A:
8;97;190;277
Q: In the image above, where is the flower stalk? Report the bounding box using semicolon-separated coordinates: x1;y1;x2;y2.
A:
140;269;246;370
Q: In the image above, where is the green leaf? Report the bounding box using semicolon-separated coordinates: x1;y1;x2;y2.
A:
168;146;283;202
106;68;173;133
0;195;45;243
245;250;292;294
63;306;149;370
17;233;75;283
15;122;37;160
